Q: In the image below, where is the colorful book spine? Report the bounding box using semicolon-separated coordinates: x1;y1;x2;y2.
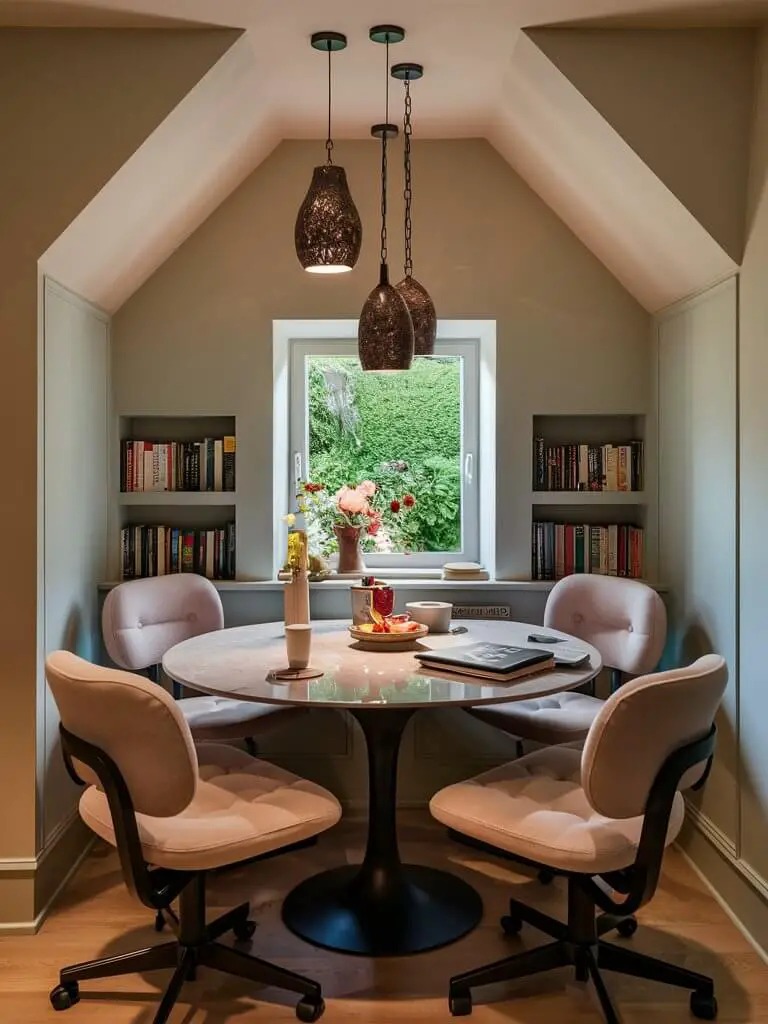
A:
120;438;236;492
531;521;644;581
532;437;644;492
120;521;236;580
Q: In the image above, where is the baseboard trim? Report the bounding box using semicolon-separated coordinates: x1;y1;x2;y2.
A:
684;801;739;859
678;812;768;963
0;812;93;935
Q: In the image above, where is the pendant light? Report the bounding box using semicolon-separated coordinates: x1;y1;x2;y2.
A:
358;25;414;372
392;63;437;356
295;32;362;274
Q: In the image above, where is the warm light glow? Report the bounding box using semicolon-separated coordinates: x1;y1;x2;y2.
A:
305;264;353;274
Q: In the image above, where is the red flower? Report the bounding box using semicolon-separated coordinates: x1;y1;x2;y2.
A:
367;518;381;535
403;493;415;508
390;499;401;513
303;482;324;493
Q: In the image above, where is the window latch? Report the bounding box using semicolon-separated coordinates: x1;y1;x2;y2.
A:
293;451;303;489
464;452;474;484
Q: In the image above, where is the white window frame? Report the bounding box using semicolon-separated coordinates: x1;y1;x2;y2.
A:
273;319;496;578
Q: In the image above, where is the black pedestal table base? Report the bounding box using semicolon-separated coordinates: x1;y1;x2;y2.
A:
282;708;483;956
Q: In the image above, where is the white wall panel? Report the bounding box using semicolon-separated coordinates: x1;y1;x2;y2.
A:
41;279;110;848
657;277;738;846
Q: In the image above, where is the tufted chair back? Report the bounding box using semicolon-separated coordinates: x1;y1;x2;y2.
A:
102;575;224;671
544;574;666;676
581;654;727;818
46;650;198;817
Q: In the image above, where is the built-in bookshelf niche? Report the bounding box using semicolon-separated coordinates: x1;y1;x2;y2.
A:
532;413;645;495
114;415;237;581
530;413;651;582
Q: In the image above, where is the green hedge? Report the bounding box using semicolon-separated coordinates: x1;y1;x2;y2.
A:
308;357;462;552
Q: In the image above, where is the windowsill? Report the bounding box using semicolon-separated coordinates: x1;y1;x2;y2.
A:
98;578;668;593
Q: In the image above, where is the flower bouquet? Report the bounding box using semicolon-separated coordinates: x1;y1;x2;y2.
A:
296;479;416;570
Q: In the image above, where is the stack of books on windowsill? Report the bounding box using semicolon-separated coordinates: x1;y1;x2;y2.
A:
442;561;490;581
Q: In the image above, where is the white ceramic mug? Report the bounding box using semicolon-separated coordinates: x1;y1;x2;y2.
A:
405;601;452;634
285;623;312;669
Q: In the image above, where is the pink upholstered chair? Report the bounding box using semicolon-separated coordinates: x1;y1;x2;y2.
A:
45;651;339;1022
102;575;303;755
469;574;668;748
432;654;727;1021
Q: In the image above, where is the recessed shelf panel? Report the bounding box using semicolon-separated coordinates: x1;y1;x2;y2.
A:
119;491;237;506
531;491;646;505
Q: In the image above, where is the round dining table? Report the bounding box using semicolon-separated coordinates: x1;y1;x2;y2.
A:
163;617;601;958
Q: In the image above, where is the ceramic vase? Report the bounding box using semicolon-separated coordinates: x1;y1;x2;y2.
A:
334;525;366;574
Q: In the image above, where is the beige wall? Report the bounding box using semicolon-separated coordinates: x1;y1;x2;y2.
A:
0;27;237;925
113;137;651;583
529;27;756;261
738;25;768;893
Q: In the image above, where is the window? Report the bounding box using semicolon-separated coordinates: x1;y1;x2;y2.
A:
274;321;495;575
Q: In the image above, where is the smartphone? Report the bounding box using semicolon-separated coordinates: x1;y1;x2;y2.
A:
527;633;566;644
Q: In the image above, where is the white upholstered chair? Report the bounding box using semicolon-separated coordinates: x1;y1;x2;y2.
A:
431;654;727;1022
102;574;304;754
469;574;668;747
45;651;340;1023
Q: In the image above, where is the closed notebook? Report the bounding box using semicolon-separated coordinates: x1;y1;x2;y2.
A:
415;643;554;682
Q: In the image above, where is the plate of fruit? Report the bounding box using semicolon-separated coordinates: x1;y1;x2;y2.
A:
349;614;429;646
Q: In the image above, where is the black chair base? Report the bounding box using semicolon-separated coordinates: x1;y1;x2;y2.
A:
448;879;717;1023
50;873;325;1024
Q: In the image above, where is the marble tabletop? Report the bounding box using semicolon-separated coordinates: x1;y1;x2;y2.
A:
162;619;602;710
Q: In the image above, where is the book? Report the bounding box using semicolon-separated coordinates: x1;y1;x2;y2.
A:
532;436;644;492
120;521;236;580
532;521;644;580
415;643;555;682
120;437;236;492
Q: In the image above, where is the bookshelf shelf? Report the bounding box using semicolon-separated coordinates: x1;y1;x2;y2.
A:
119;491;237;506
531;491;646;506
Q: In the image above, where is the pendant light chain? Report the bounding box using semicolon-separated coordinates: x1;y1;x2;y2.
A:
403;79;413;278
379;38;390;267
325;46;334;165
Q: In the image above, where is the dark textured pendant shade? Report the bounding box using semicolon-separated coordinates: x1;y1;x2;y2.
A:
359;264;414;371
295;165;362;273
295;31;361;274
395;275;436;355
392;61;436;355
358;25;414;371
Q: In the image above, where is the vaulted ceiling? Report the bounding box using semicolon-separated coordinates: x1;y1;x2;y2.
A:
24;0;768;313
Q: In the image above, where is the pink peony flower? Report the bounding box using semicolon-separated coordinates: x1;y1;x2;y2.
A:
336;486;370;515
358;480;376;498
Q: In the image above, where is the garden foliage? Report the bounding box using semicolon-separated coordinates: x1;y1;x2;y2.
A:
307;357;462;553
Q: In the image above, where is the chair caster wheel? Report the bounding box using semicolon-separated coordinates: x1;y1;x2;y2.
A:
538;868;555;885
154;910;166;932
296;995;325;1022
449;988;472;1016
691;989;718;1020
500;914;523;936
233;919;257;942
616;916;638;938
50;982;80;1011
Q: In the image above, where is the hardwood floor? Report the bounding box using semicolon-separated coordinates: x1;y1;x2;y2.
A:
1;811;765;1022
